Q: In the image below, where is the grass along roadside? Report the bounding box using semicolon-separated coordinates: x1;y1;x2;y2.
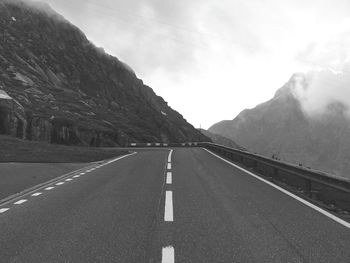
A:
0;135;128;163
0;135;131;201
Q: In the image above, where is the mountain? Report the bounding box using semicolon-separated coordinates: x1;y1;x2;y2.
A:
0;0;209;146
209;73;350;179
198;129;245;150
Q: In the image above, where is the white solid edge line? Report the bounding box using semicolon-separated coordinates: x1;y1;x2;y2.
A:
14;199;27;205
167;163;172;170
203;148;350;229
162;246;175;263
166;172;172;184
31;192;42;197
164;191;174;222
0;208;9;213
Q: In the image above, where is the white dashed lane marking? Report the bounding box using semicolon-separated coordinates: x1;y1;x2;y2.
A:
14;199;27;205
0;152;137;218
166;172;172;184
1;167;99;211
168;149;173;163
164;149;175;261
162;246;175;263
164;191;174;222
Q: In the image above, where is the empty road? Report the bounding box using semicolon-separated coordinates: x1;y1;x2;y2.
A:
0;148;349;262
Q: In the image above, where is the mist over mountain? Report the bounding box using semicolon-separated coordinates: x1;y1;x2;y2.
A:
0;0;208;146
210;73;350;179
198;129;245;150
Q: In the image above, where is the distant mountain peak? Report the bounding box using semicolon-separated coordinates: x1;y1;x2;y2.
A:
273;73;307;101
209;72;350;179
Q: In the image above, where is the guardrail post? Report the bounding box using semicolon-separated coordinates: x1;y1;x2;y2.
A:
230;152;234;160
252;159;257;168
272;167;278;182
305;179;312;198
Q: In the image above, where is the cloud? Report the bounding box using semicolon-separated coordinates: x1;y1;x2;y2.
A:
82;0;207;78
293;25;350;117
11;0;350;128
292;69;350;117
296;27;350;72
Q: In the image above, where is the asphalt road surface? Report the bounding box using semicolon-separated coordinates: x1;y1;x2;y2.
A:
0;148;349;263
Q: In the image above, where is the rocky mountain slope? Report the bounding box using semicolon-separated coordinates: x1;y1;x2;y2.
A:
0;0;208;146
209;74;350;179
198;129;245;150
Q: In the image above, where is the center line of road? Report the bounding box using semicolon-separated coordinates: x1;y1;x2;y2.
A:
14;199;27;205
65;178;72;181
166;172;172;184
56;182;65;185
167;163;172;170
73;175;80;178
164;191;174;222
31;192;42;197
45;187;54;190
167;149;173;163
0;208;9;213
162;246;175;263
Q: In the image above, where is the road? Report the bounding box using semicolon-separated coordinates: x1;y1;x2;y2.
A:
0;148;349;262
0;162;87;200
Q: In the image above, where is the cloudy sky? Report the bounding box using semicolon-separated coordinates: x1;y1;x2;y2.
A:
39;0;350;128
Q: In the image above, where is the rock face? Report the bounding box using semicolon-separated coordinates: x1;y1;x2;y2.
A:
209;74;350;179
0;0;209;146
0;89;27;138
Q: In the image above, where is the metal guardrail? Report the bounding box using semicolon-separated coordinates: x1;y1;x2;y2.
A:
127;141;350;215
127;142;199;147
198;142;350;215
